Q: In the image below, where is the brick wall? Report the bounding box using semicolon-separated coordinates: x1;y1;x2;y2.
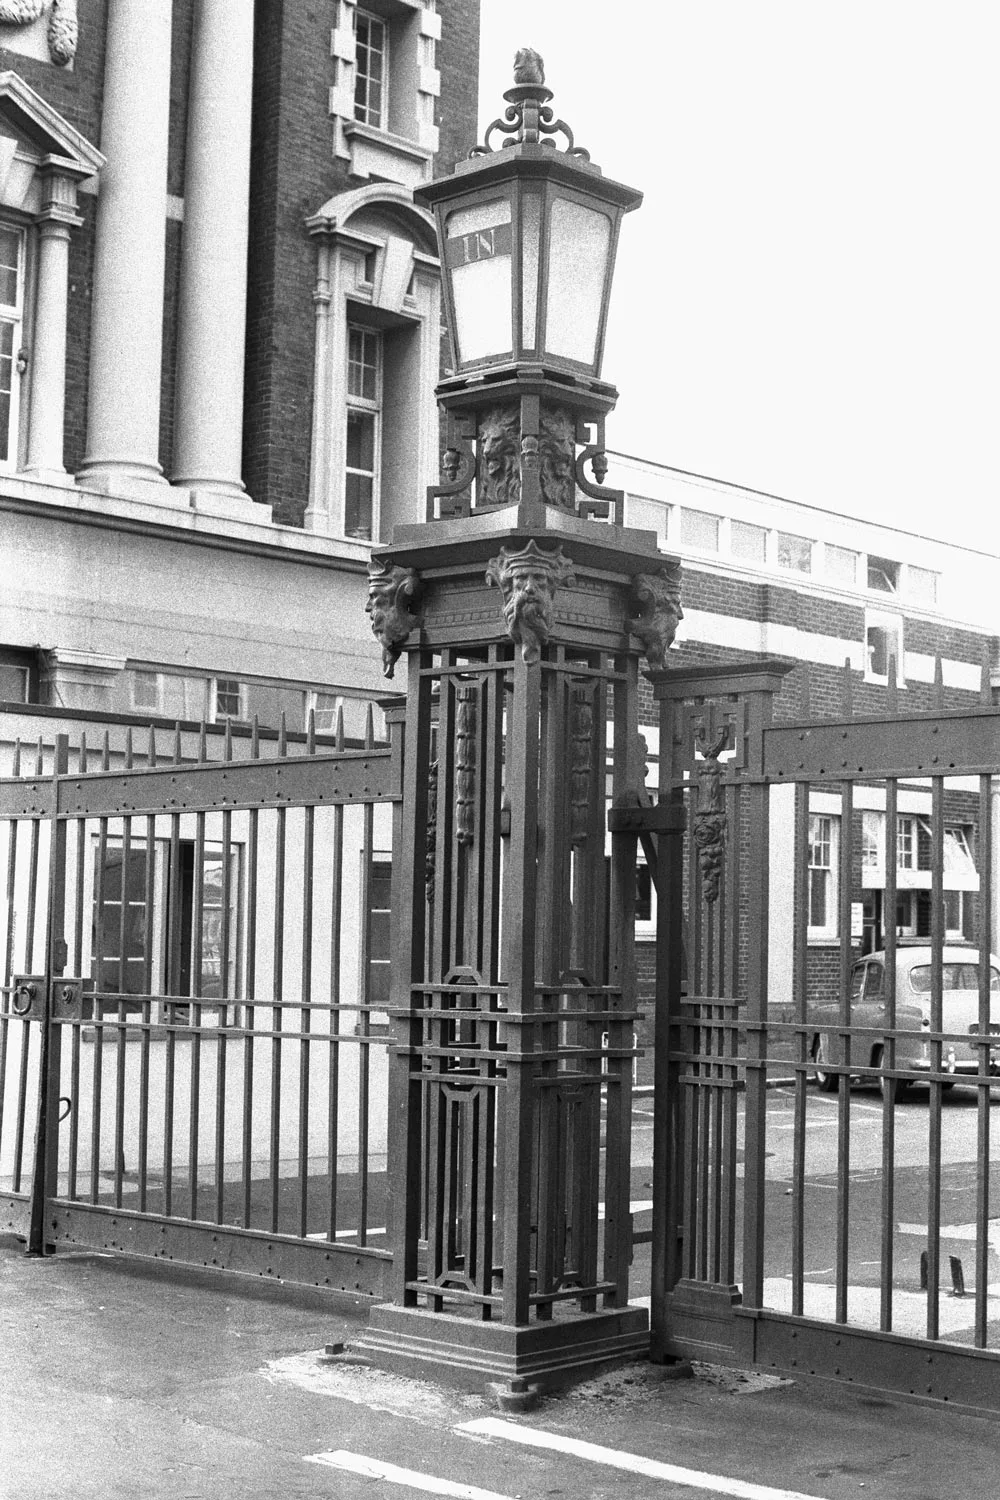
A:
0;0;107;472
243;0;481;525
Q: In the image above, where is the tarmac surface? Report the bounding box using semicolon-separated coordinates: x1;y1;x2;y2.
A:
2;1234;999;1500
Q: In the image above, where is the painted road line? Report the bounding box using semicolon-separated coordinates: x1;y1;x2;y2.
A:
456;1418;820;1500
304;1450;516;1499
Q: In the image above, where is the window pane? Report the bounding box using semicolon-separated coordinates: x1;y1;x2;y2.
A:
0;319;14;460
908;565;937;605
347;327;379;401
777;532;811;572
731;520;766;562
868;555;899;592
680;508;720;551
0;228;19;306
215;678;243;718
345;472;373;537
808;869;827;928
825;543;858;585
354;11;386;127
346;409;375;471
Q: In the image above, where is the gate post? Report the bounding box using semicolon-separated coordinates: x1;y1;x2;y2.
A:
356;53;679;1396
27;733;69;1256
643;663;793;1364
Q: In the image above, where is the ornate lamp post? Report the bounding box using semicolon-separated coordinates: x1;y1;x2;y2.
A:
359;51;682;1399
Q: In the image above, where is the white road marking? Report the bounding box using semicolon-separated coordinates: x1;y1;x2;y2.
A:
898;1217;1000;1255
304;1450;516;1498
456;1418;821;1500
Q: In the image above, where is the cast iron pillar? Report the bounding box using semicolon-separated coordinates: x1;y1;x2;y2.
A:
357;52;682;1397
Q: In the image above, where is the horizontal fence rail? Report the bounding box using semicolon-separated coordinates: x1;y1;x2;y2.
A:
649;660;1000;1410
1;716;401;1297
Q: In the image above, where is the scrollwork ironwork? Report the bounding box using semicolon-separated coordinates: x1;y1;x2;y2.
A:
365;559;423;679
470;50;591;161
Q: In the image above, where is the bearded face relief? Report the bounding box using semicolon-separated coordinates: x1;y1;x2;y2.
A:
366;559;422;679
477;406;520;507
485;541;576;664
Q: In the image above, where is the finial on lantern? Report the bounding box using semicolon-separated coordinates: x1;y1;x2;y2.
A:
512;47;544;85
470;49;591;161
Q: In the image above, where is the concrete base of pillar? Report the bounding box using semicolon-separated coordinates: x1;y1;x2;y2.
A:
76;468;190;507
353;1303;650;1398
20;466;74;487
187;486;273;523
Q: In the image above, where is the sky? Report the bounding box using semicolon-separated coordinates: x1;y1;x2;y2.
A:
477;3;998;550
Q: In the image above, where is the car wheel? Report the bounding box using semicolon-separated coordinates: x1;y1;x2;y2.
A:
813;1036;839;1093
875;1046;909;1105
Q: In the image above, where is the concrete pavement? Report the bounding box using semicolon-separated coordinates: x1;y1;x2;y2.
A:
3;1234;1000;1499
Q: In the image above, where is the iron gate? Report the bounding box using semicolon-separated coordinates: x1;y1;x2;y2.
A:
1;714;399;1296
644;657;1000;1411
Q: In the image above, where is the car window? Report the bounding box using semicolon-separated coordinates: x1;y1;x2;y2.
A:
850;963;866;1002
909;963;1000;993
863;964;884;1001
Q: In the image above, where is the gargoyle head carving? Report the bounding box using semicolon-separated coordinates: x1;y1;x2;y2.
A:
628;566;684;670
485;541;575;664
365;559;423;679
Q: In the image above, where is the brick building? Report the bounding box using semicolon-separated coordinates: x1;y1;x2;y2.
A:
0;0;481;740
614;453;1000;1053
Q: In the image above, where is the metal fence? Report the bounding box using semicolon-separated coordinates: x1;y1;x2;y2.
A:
648;659;1000;1411
1;714;399;1295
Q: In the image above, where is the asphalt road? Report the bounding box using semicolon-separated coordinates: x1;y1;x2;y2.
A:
628;1081;1000;1342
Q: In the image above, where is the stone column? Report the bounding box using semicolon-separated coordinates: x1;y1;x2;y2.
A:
78;0;171;494
172;0;255;505
24;174;81;477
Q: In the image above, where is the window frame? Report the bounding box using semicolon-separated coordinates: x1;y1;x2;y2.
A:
865;609;904;686
807;812;839;941
130;669;163;714
344;322;383;541
306;689;344;736
354;8;389;130
210;676;247;724
0;221;26;471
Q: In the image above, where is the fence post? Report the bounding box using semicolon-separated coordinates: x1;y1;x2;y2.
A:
27;733;68;1256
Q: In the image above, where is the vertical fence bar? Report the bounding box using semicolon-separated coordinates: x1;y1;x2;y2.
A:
28;735;69;1254
880;777;898;1332
834;782;854;1324
791;782;809;1316
189;806;206;1222
68;738;88;1203
241;761;259;1228
297;796;314;1240
326;709;345;1242
270;795;286;1236
89;738;110;1206
926;776;945;1341
975;772;993;1347
0;742;23;1183
112;795;132;1208
215;805;232;1225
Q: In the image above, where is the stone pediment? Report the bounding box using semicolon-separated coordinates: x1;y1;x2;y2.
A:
0;69;103;176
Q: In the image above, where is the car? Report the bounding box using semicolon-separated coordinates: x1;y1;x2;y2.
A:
811;946;1000;1102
